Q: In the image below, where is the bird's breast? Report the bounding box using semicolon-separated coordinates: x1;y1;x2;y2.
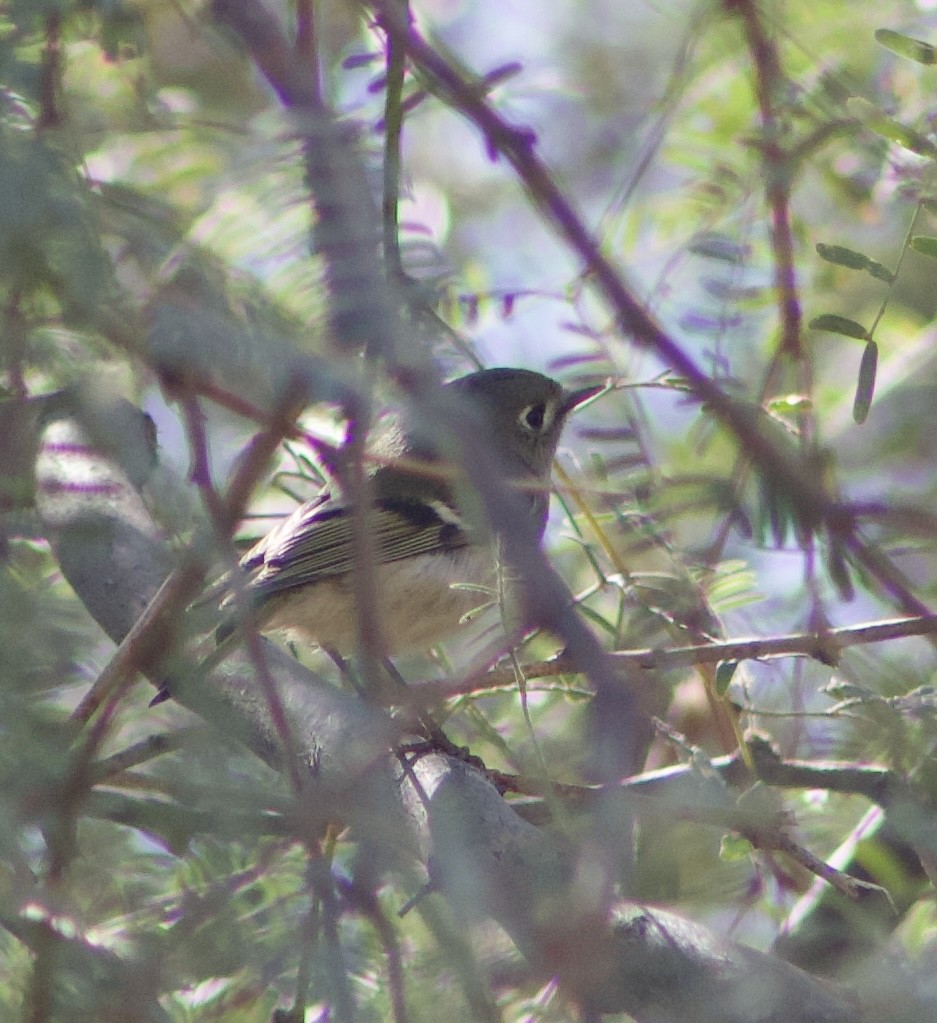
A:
261;545;500;654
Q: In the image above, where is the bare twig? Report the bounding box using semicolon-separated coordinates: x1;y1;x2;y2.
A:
499;735;910;899
412;612;937;702
499;734;905;814
308;853;356;1023
845;534;936;622
36;10;62;130
295;0;316;69
69;565;211;724
177;386;305;791
378;0;409;282
730;0;802;362
70;379;308;726
339;876;412;1023
90;733;185;782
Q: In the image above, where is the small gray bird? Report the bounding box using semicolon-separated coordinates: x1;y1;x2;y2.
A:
225;367;602;655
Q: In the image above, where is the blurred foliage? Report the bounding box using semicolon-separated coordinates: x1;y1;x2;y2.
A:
4;0;937;1020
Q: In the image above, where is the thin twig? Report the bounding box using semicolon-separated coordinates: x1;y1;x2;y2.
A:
295;0;316;68
500;735;902;899
339;877;412;1023
308;854;356;1023
70;565;211;725
502;736;908;834
379;0;408;282
177;387;305;791
90;733;187;782
410;612;937;702
731;0;802;361
36;10;62;130
70;378;308;725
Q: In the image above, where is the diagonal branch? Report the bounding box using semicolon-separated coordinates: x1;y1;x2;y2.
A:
412;612;937;701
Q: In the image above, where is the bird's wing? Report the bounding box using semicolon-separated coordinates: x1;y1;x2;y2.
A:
238;491;332;574
246;494;470;599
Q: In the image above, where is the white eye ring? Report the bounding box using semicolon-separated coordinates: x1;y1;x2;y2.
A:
518;401;555;433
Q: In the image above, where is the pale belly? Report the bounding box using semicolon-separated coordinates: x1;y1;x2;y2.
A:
261;546;501;654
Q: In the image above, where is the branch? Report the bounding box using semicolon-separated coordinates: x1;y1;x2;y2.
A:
212;0;398;359
730;0;802;361
412;612;937;701
500;734;917;848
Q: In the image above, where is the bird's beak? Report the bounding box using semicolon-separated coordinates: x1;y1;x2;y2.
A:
560;380;608;416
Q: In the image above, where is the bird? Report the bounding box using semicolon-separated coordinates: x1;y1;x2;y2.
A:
146;367;602;712
222;368;603;655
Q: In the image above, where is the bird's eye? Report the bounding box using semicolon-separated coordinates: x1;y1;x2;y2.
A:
520;402;549;432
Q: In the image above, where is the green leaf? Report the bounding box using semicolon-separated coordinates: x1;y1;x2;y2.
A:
910;235;937;259
846;97;937;157
808;314;869;340
715;660;739;695
853;340;878;424
816;242;895;282
875;28;937;65
766;393;812;413
688;232;749;263
822;679;876;702
719;833;753;862
816;242;868;269
826;539;855;603
866;260;896;283
704;561;761;614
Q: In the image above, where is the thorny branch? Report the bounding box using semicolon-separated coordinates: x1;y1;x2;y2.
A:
411;612;937;702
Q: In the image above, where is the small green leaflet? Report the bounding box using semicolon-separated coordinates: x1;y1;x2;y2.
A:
853;340;878;424
910;235;937;260
688;232;749;263
826;538;855;603
875;28;937;65
715;660;739;695
808;314;869;340
719;833;753;862
816;243;894;282
847;97;937;157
